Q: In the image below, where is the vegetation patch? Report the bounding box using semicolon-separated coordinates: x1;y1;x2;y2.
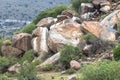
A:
60;44;82;69
17;62;41;80
113;44;120;61
71;0;92;12
79;61;120;80
16;23;36;34
33;5;68;24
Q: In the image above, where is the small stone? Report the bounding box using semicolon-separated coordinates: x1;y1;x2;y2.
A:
70;60;81;70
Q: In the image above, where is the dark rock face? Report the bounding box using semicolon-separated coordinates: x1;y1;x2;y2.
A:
80;39;114;56
12;33;32;51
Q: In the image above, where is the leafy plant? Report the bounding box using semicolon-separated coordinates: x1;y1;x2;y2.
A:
19;49;37;63
17;62;41;80
33;5;68;24
71;0;92;12
66;68;76;74
79;61;120;80
117;21;120;33
80;33;97;42
113;44;120;61
0;57;10;73
16;23;36;34
41;64;54;71
60;44;82;68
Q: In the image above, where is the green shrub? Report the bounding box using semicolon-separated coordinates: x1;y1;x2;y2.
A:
0;74;12;80
17;62;41;80
33;5;68;24
60;44;82;68
41;64;54;71
66;68;76;74
113;44;120;61
2;39;12;46
19;50;37;63
79;61;120;80
0;57;10;73
71;0;92;12
117;21;120;33
80;33;97;42
16;23;36;34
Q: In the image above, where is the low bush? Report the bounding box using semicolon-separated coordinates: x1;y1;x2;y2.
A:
33;5;68;24
16;23;36;34
71;0;92;12
79;61;120;80
2;39;12;46
19;49;37;63
17;62;41;80
80;33;97;42
60;44;82;68
66;68;76;74
0;74;12;80
113;44;120;61
41;64;54;71
0;57;10;73
117;21;120;33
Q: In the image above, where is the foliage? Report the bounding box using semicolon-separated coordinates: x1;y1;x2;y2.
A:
71;0;92;12
17;62;41;80
2;39;12;46
80;33;97;42
33;5;68;24
0;74;12;80
0;57;10;73
117;21;120;33
19;49;37;63
79;61;120;80
16;23;36;34
41;64;54;71
113;44;120;61
60;44;82;68
66;68;76;74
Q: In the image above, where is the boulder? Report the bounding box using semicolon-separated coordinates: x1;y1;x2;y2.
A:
92;0;107;9
100;5;111;13
8;63;20;73
12;33;32;51
61;10;78;18
80;3;94;14
48;19;83;52
32;27;49;57
57;15;70;22
70;60;81;70
101;10;120;27
67;74;77;80
37;52;60;68
82;21;117;41
1;45;23;57
83;44;93;56
36;17;54;29
92;0;108;6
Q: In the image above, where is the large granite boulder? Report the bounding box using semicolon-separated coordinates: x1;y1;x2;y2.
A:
12;33;32;51
101;10;120;27
32;27;49;57
82;21;117;41
48;19;83;52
